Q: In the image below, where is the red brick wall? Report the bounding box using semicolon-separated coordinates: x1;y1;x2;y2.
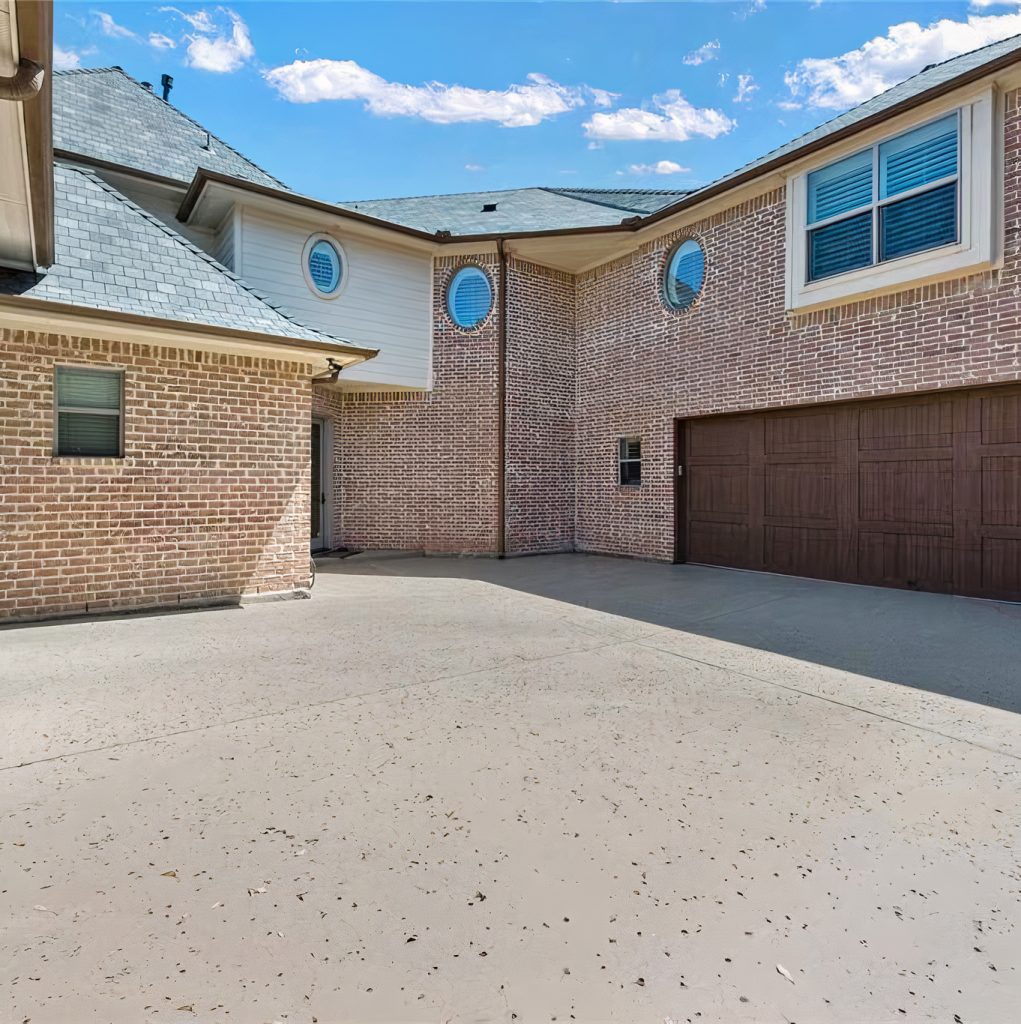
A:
335;254;501;555
331;256;579;557
0;329;313;621
574;92;1021;561
505;257;576;555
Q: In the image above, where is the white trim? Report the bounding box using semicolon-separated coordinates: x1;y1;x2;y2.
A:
786;89;1000;312
301;232;349;301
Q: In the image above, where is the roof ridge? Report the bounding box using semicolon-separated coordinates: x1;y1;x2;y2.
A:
61;164;346;347
536;186;651;216
552;187;690;196
340;185;542;205
58;65;290;191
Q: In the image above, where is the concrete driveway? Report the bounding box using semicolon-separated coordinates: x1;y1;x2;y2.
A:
2;554;1019;1023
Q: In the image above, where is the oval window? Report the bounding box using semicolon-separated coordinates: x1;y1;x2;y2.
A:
447;266;493;329
303;235;345;298
664;239;705;311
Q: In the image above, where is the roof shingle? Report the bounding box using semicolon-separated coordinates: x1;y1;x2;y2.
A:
53;66;286;189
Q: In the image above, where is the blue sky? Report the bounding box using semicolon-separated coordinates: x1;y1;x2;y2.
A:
54;1;1021;201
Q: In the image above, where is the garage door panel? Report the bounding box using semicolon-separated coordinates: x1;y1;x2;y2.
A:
688;417;752;458
982;537;1021;595
765;525;840;579
980;392;1021;445
765;463;837;520
859;400;953;450
858;459;953;525
765;411;838;455
981;455;1021;526
858;531;954;591
688;464;748;518
689;521;751;568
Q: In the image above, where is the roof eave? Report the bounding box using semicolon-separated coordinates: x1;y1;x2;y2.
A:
0;294;379;363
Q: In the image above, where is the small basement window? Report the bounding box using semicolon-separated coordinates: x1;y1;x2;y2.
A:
55;366;123;457
618;437;641;486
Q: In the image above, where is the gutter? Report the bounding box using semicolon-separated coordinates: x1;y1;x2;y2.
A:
0;57;43;100
13;0;54;268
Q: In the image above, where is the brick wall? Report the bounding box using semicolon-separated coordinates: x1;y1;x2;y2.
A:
0;329;313;621
573;91;1021;561
335;254;501;554
505;257;576;555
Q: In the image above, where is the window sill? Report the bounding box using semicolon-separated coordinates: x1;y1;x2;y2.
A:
51;455;126;465
787;244;994;315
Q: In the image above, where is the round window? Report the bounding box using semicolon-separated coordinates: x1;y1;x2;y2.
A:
447;266;493;329
302;234;345;298
664;238;705;311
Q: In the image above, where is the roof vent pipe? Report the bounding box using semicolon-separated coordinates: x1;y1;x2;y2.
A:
161;73;174;102
141;81;153;91
482;203;497;212
0;57;44;102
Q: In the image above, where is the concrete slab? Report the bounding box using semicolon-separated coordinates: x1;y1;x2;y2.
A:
2;554;1019;1022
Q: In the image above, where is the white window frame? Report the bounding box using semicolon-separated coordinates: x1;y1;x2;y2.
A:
53;365;125;458
618;437;642;487
785;89;999;313
301;232;348;300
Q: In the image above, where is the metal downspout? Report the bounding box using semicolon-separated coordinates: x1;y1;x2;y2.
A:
496;239;508;558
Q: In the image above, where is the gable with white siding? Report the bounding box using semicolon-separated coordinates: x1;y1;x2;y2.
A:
236;206;433;389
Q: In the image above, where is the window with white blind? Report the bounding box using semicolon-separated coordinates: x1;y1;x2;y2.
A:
786;92;998;311
618;437;641;486
54;367;123;457
807;114;959;282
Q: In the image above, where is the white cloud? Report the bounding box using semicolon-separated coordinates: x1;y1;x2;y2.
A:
53;45;81;71
92;10;138;40
734;73;758;103
736;0;767;20
717;72;730;87
159;6;216;33
464;163;485;172
183;9;254;73
627;160;690;175
265;60;609;128
148;32;176;50
684;40;720;66
583;90;735;142
785;10;1021;109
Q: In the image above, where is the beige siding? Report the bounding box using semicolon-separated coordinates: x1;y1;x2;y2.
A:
212;211;235;270
107;175;217;252
238;207;432;389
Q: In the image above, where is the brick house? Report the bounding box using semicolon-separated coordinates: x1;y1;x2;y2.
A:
1;4;1019;622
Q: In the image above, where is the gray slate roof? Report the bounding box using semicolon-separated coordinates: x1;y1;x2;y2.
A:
53;67;286;189
0;164;359;350
337;186;688;235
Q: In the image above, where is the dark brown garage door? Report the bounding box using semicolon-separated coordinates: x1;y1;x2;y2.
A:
680;384;1021;601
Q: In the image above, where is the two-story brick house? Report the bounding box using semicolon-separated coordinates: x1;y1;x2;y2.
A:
1;2;1019;621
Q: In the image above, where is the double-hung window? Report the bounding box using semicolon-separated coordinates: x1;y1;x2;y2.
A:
54;366;124;457
618;437;642;486
807;112;960;282
786;92;997;312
